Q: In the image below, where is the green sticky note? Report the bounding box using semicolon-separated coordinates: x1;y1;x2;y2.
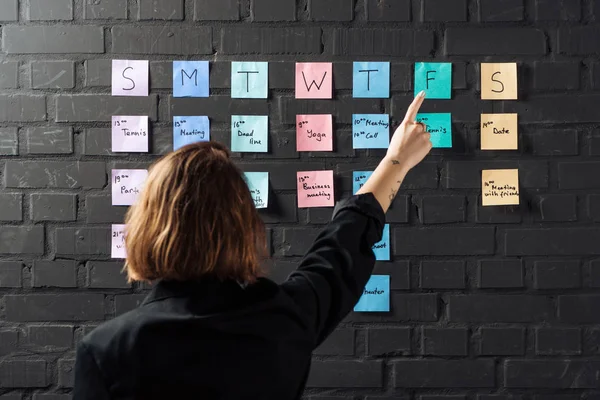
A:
416;113;452;148
231;62;268;99
414;62;452;99
231;115;268;152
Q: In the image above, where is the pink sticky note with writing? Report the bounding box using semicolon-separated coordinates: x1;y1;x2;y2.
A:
112;60;149;97
111;224;127;259
112;169;148;206
296;114;333;152
297;170;334;208
295;63;333;99
112;116;149;152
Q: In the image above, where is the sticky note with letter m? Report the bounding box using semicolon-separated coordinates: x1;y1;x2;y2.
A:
173;61;209;98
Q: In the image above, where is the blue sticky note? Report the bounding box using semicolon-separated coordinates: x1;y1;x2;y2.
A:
354;275;390;312
352;114;390;149
173;116;210;150
416;113;452;148
372;224;390;261
414;62;452;99
244;172;269;208
231;62;268;99
173;61;209;98
353;171;374;194
353;62;390;98
231;115;268;152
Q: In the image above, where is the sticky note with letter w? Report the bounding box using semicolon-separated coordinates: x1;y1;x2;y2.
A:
354;275;390;312
295;63;332;99
481;63;517;100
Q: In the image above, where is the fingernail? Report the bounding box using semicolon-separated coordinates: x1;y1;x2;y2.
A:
418;90;426;98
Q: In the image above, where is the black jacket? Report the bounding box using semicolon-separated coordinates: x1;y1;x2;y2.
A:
73;193;385;400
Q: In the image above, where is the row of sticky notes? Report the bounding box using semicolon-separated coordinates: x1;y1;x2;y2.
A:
112;60;518;100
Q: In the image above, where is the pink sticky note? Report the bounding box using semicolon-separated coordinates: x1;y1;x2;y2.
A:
112;116;149;152
111;224;126;259
295;63;333;99
112;60;149;97
296;115;333;152
112;169;148;206
297;170;334;208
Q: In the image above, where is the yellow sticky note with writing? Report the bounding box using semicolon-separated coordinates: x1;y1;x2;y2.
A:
482;169;520;206
481;63;517;100
481;114;518;150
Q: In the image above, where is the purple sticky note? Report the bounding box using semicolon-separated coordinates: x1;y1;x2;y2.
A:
111;224;126;259
112;116;149;152
112;60;149;97
112;169;148;206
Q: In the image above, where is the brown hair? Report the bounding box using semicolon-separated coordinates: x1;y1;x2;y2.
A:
124;141;266;283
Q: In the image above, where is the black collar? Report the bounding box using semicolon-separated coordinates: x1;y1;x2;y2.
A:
141;278;246;306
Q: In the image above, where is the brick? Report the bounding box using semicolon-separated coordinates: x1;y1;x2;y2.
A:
394;227;495;256
592;64;600;90
478;0;523;21
88;261;129;289
0;128;18;155
220;27;321;54
0;95;46;122
559;295;600;323
0;262;22;288
85;59;110;87
83;128;113;156
0;193;22;222
366;0;410;21
5;294;104;322
559;27;600;55
387;196;410;224
0;226;44;254
150;61;172;89
56;94;158;122
115;295;146;316
55;227;110;256
314;329;355;355
529;129;578;156
478;260;523;288
505;360;600;388
506;229;600;256
307;361;382;388
422;0;466;21
31;61;74;89
252;0;295;21
502;94;600;123
310;0;353;21
85;0;127;19
0;0;18;20
28;325;73;349
86;195;127;224
26;127;73;154
534;260;580;289
535;328;581;355
421;397;465;400
534;62;580;90
331;29;433;57
0;62;18;89
592;196;600;223
374;261;410;290
0;360;47;388
476;203;521;224
445;28;546;55
31;193;76;222
590;260;600;288
559;162;600;189
259;194;297;224
422;328;468;356
194;0;239;20
33;395;71;400
57;359;74;388
535;0;581;20
5;161;105;189
138;0;183;20
445;161;548;189
420;261;465;289
280;228;318;256
174;96;269;123
3;26;103;54
112;26;211;54
393;360;494;388
348;293;438;322
533;195;577;222
479;328;524;356
32;260;77;288
28;0;72;20
368;328;411;355
416;195;466;224
0;331;18;356
449;295;551;322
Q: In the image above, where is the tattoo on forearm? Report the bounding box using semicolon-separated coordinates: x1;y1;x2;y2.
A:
389;188;397;201
390;159;400;165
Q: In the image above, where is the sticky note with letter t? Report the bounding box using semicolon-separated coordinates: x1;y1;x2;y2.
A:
244;172;269;209
414;62;452;99
482;169;520;206
481;113;518;150
112;60;148;96
353;62;390;98
295;63;332;99
354;275;390;312
173;61;209;98
231;62;268;99
297;170;334;208
481;63;517;100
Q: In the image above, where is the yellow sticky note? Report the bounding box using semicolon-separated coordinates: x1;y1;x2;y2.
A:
482;169;520;206
481;63;517;100
481;114;518;150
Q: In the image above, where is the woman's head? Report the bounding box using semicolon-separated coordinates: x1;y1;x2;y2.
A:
124;141;266;283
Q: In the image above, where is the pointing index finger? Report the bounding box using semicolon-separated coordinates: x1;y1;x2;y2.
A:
403;90;426;123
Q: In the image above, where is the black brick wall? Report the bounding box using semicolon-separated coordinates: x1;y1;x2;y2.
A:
0;0;599;398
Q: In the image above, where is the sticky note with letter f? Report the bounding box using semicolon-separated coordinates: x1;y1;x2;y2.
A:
173;61;209;98
297;170;334;208
231;62;268;99
414;62;452;99
295;63;332;99
353;62;390;98
112;60;148;96
482;169;520;206
481;63;517;100
244;172;269;209
354;275;390;312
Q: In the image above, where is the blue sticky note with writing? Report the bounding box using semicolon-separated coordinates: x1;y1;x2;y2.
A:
352;114;390;149
231;62;268;99
354;275;390;312
173;61;209;98
231;115;268;152
414;62;452;99
244;172;269;208
173;116;210;150
353;171;374;194
372;224;390;261
416;113;452;148
353;62;390;98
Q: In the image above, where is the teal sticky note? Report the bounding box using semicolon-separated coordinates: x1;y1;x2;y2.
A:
173;61;209;98
352;114;390;149
173;116;210;150
416;113;452;148
353;62;390;98
244;172;269;208
372;224;390;261
231;115;268;152
414;62;452;99
354;275;390;312
231;62;268;99
353;171;373;194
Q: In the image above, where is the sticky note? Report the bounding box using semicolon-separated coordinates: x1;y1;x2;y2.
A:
231;62;268;99
173;116;210;150
353;62;390;98
482;169;520;206
354;275;390;312
112;169;148;206
372;224;390;261
352;114;390;149
414;62;452;99
111;224;126;259
481;113;518;150
231;115;268;152
111;116;149;153
297;170;334;208
416;113;452;148
112;60;149;97
173;61;209;98
244;172;269;209
353;171;373;194
296;114;333;152
481;63;518;100
295;63;332;99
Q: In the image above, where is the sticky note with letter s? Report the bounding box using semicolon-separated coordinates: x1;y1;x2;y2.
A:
173;61;209;98
354;275;390;312
414;62;452;99
231;62;268;99
112;60;148;97
481;63;517;100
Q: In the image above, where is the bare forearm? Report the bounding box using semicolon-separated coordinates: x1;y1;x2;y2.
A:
356;156;409;213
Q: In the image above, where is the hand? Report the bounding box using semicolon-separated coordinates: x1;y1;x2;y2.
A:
386;91;433;172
